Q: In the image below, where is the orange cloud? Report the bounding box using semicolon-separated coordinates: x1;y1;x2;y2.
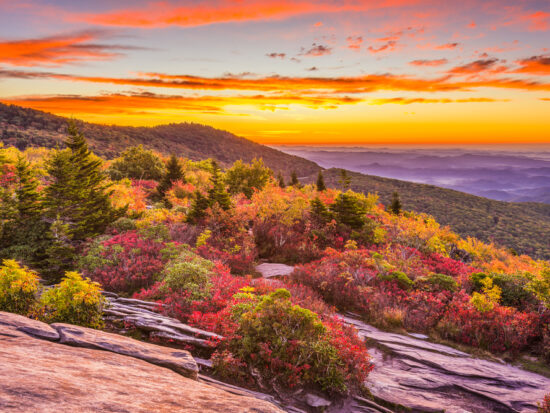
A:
448;58;508;76
368;41;397;54
521;10;550;31
371;97;506;105
435;42;459;50
299;43;332;57
346;36;363;51
0;30;139;67
74;0;424;28
0;91;363;116
2;67;549;94
409;58;448;66
513;55;550;75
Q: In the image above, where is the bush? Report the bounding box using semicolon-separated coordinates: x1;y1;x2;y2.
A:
0;259;39;315
415;273;458;292
39;272;106;329
378;271;414;290
160;251;213;301
110;217;137;233
539;394;550;413
214;289;372;394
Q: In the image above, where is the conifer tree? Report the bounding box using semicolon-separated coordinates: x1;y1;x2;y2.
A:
329;192;366;230
277;172;286;188
207;160;231;210
390;191;402;215
156;154;184;199
186;191;210;224
43;216;75;281
14;156;43;220
316;170;327;192
44;121;124;242
290;171;300;187
310;197;332;224
338;169;351;191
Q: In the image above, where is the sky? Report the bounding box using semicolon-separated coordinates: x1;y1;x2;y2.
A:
0;0;549;145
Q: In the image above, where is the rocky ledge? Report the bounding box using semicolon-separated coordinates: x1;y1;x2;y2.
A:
0;311;284;413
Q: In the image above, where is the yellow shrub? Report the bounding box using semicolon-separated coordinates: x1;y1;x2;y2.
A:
0;259;39;315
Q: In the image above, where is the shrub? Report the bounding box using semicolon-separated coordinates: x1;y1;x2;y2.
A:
378;271;414;290
160;251;213;301
110;217;137;233
539;394;550;413
415;273;458;292
381;307;405;329
214;289;372;394
0;259;39;315
80;231;172;294
39;272;106;329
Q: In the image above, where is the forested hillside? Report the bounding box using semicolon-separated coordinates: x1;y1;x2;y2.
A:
1;102;549;259
0;103;319;176
313;169;550;259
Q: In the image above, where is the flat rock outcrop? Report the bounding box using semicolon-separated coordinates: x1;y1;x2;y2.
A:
0;312;284;413
255;263;295;278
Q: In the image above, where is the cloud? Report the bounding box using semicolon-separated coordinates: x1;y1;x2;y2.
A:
306;66;318;71
409;59;448;67
435;42;459;50
448;58;506;75
521;10;550;31
346;36;363;51
299;43;332;57
0;30;141;67
72;1;426;28
371;97;506;105
266;52;286;59
2;67;549;94
513;55;550;75
0;91;364;116
368;40;397;54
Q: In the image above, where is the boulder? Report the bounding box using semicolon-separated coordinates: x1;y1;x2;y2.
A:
0;325;284;413
52;323;199;380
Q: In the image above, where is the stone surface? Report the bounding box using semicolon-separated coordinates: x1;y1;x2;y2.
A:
344;315;550;413
0;322;284;413
306;393;332;408
0;311;59;341
52;322;199;380
255;263;295;278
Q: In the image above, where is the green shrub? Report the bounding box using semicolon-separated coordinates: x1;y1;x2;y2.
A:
0;259;39;315
160;251;213;301
416;273;458;292
492;273;537;309
219;289;358;393
39;271;106;329
378;271;414;290
469;272;489;291
110;217;137;232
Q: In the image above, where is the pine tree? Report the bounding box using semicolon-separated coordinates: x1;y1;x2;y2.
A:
14;156;43;220
186;191;210;224
43;216;75;282
207;160;231;210
329;192;366;230
44;121;125;242
390;191;402;215
316;170;326;192
310;197;332;224
338;169;351;191
290;171;300;187
156;154;184;199
277;172;286;188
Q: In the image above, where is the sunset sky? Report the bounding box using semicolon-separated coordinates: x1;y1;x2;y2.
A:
0;0;549;144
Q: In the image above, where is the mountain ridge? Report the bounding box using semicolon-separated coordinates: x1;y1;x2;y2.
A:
1;102;549;259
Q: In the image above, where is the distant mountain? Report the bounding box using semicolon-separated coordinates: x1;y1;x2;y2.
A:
305;169;550;259
0;103;319;177
1;103;549;259
277;145;550;204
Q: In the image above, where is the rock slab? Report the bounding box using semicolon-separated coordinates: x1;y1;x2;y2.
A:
52;322;199;380
0;312;284;413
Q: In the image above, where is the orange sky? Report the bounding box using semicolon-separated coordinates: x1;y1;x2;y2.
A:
0;0;549;144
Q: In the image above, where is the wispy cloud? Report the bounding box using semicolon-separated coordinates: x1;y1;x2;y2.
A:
299;43;332;57
409;59;448;66
0;30;141;67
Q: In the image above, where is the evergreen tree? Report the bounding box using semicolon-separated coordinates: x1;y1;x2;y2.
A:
207;160;231;210
186;191;210;224
14;157;43;220
329;192;366;230
316;170;327;192
290;171;300;187
277;172;286;188
338;169;351;191
43;216;75;282
310;197;332;224
44;121;125;242
108;145;166;181
390;191;402;215
156;154;184;199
